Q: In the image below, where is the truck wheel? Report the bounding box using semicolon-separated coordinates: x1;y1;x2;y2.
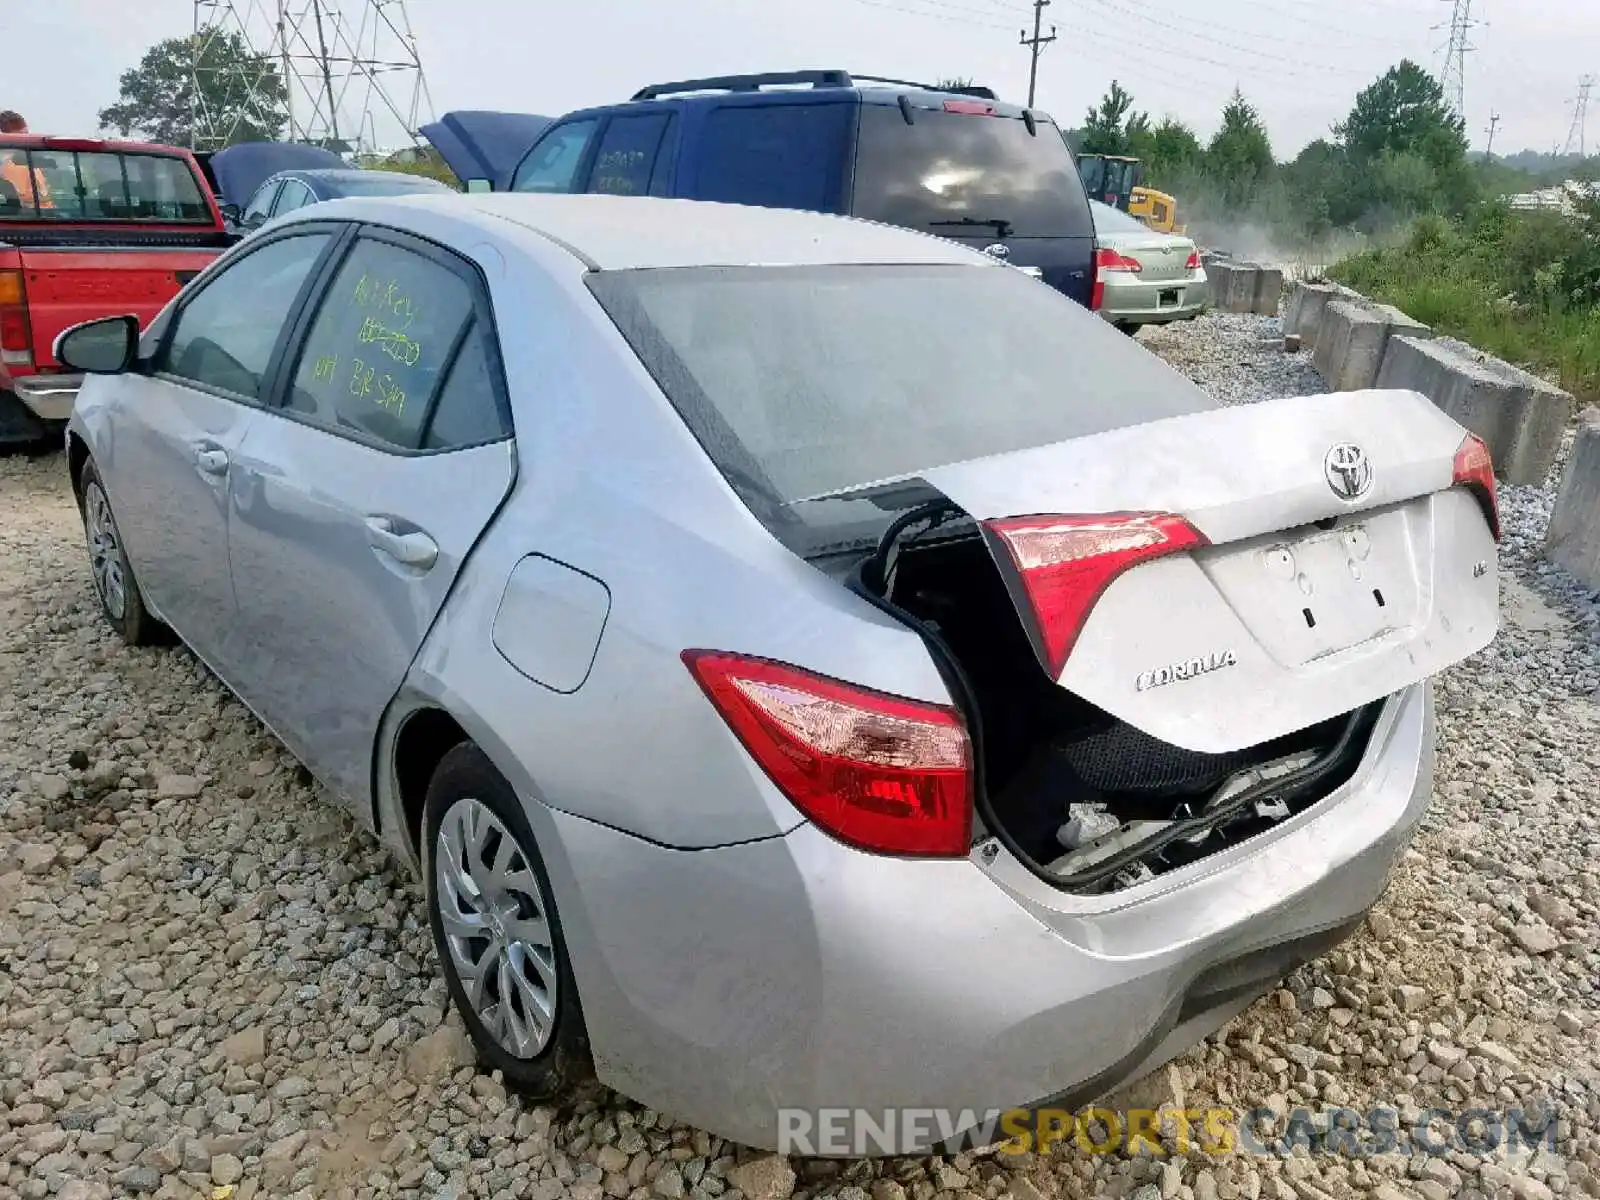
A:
424;742;593;1100
78;461;166;646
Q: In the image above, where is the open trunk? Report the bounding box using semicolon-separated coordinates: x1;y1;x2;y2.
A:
851;389;1500;894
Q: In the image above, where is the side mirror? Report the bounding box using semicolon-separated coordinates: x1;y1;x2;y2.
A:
55;315;140;375
464;178;493;194
219;202;242;224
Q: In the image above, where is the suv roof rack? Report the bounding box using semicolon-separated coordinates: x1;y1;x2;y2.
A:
630;70;998;102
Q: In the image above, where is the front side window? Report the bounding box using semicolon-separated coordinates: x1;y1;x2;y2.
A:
512;119;599;193
283;237;476;450
161;233;331;399
0;149;209;222
273;180;315;215
243;181;281;225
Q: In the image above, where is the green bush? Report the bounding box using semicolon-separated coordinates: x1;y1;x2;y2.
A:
1330;204;1600;403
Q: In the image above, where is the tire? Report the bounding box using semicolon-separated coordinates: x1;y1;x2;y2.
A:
1114;321;1139;337
77;460;168;646
423;742;592;1098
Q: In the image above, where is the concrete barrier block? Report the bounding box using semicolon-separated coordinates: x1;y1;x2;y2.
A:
1208;262;1262;314
1376;335;1574;486
1252;266;1285;316
1313;301;1431;392
1547;407;1600;589
1283;280;1365;341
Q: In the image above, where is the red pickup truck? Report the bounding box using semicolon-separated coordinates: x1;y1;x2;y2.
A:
1;134;233;446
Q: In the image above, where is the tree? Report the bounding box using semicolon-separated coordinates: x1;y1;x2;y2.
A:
1140;118;1203;181
1337;61;1466;172
1080;81;1144;156
98;33;288;148
1206;89;1275;207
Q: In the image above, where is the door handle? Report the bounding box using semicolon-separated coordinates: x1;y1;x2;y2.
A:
195;448;229;476
365;517;439;570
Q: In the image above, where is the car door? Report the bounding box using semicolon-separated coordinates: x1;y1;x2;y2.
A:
100;227;336;675
225;226;516;812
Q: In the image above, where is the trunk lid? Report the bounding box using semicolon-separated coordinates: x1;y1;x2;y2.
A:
1111;235;1194;282
918;389;1499;753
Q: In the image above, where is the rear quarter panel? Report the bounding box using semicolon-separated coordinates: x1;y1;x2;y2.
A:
380;217;952;855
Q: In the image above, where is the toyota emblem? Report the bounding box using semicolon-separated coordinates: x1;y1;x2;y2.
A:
1324;442;1373;503
981;243;1010;260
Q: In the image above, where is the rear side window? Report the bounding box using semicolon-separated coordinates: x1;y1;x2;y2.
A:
512;119;599;193
691;103;851;212
0;149;210;222
850;106;1091;239
586;114;673;196
283;237;480;451
274;179;315;215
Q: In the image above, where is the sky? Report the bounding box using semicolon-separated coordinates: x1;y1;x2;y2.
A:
7;0;1599;162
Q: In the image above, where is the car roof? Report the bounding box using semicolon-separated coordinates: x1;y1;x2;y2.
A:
0;133;193;157
335;193;995;271
561;85;1039;124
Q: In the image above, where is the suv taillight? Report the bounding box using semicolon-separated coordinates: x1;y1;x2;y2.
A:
1452;433;1501;542
1185;250;1202;271
683;651;973;857
0;270;31;368
984;513;1208;676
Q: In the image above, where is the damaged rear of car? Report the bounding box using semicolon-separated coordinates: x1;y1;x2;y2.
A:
587;260;1500;898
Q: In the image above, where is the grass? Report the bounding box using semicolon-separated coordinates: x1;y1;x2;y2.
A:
1327;213;1600;407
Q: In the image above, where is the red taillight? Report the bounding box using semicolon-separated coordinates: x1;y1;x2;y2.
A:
1452;433;1501;542
682;651;973;857
0;269;30;368
983;513;1209;677
1096;246;1142;273
942;98;996;115
1185;250;1202;271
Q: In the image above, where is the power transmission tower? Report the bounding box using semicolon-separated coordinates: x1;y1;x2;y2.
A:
1485;112;1500;159
1018;0;1057;109
1563;75;1595;158
1437;0;1477;119
190;0;435;157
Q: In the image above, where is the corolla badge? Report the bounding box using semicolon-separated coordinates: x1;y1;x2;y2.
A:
1136;650;1238;692
1324;442;1374;502
981;243;1010;260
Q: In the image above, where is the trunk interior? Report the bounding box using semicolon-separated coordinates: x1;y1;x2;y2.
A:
883;532;1380;894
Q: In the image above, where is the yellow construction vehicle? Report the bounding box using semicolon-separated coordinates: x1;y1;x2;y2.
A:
1076;153;1185;234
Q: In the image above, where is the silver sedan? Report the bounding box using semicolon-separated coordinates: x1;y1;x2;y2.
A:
1091;198;1210;332
59;193;1500;1153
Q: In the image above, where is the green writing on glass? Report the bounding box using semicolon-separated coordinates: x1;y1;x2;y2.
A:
357;315;423;366
352;272;418;329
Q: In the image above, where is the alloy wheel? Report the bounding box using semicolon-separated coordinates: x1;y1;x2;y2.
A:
434;797;559;1058
84;483;126;621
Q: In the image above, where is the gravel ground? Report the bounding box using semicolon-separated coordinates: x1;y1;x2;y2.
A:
2;310;1598;1200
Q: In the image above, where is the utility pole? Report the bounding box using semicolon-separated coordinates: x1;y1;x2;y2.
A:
1019;0;1056;110
1563;75;1595;159
1485;112;1500;159
1438;0;1477;119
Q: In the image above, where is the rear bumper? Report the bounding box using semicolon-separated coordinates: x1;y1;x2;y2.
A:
1100;271;1210;325
532;682;1434;1152
11;373;81;422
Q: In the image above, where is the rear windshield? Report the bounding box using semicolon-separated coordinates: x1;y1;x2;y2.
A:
588;263;1211;544
0;149;210;222
850;106;1091;239
1089;199;1152;234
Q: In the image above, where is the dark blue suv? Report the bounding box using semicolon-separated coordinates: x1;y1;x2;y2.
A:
451;71;1099;309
